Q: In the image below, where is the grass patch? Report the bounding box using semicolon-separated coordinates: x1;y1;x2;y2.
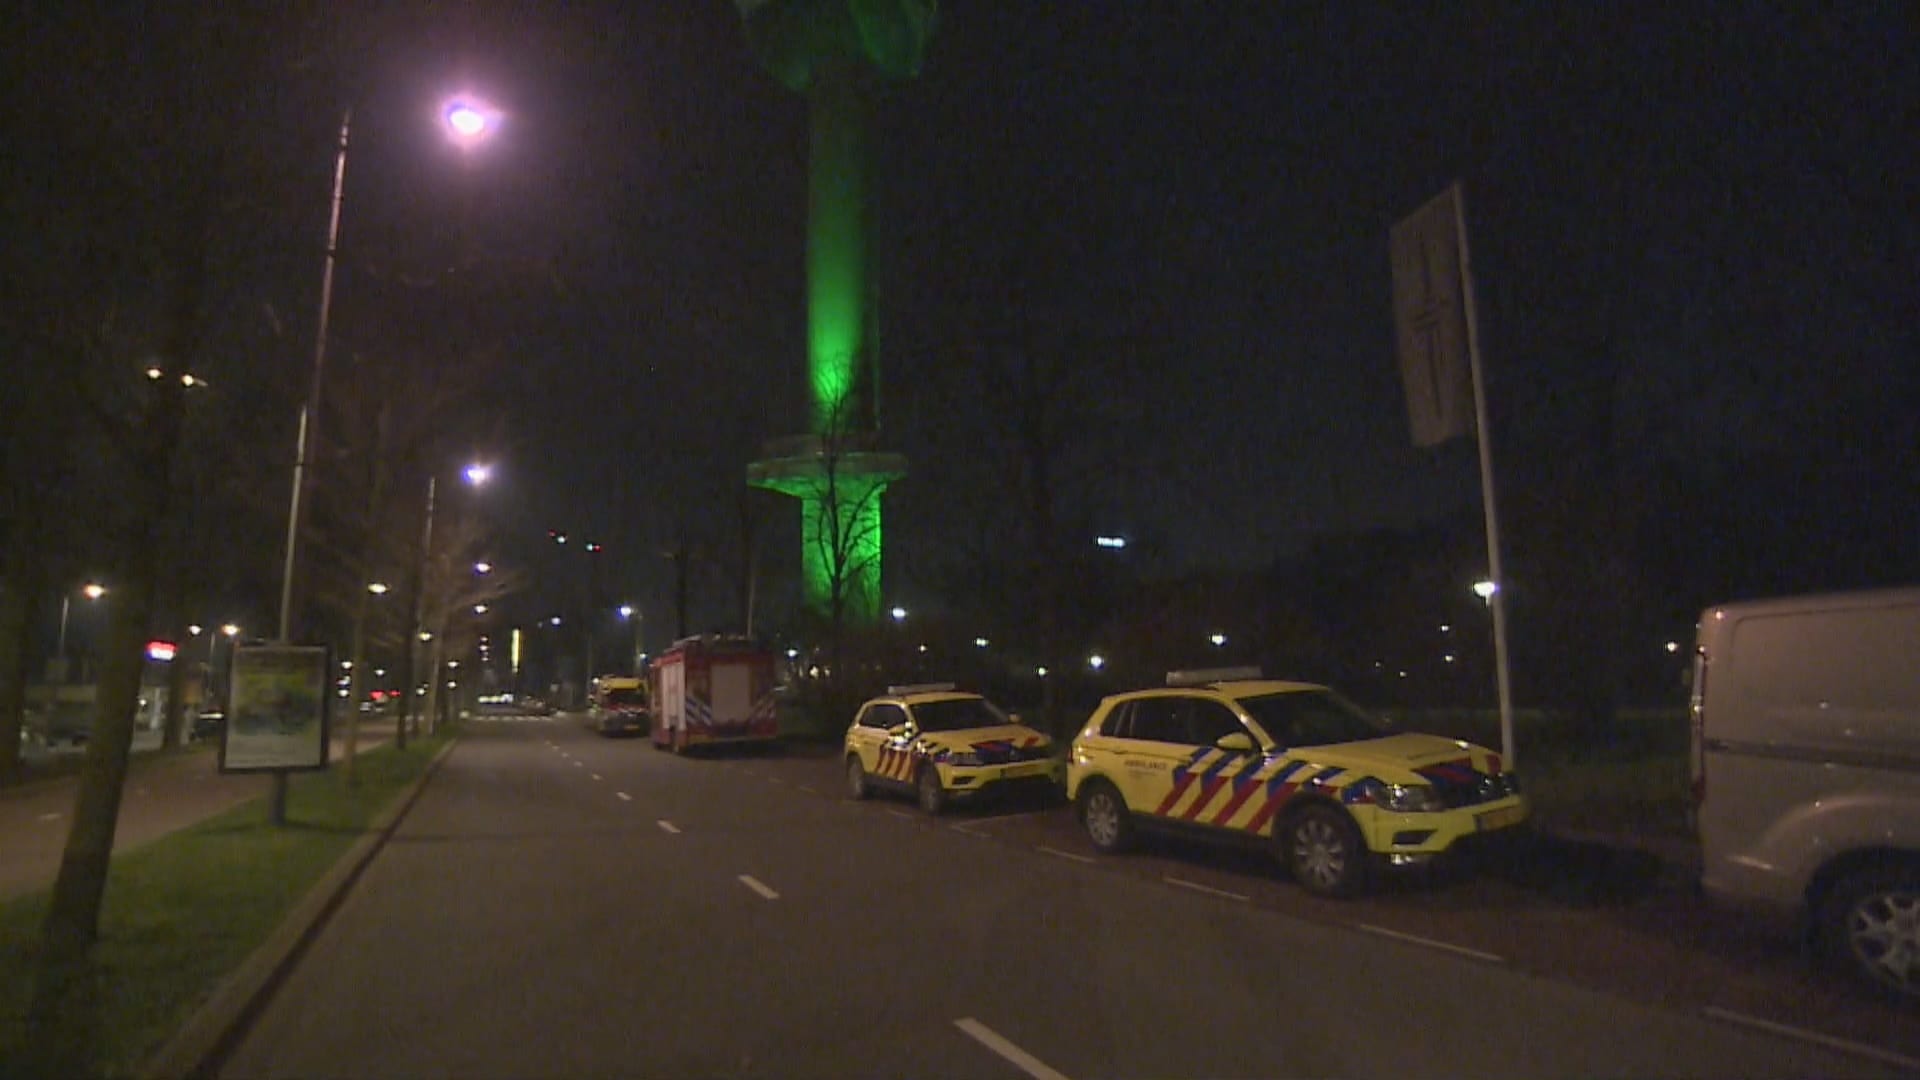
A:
0;731;453;1078
1388;707;1692;839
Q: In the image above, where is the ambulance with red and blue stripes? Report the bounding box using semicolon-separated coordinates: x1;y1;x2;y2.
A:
1068;668;1526;897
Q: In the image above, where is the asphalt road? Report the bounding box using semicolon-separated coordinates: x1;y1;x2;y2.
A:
218;717;1911;1079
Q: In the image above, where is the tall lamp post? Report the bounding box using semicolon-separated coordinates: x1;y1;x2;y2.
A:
276;96;502;645
55;583;108;678
401;463;492;744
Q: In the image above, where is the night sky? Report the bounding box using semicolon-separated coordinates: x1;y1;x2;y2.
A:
11;4;1917;645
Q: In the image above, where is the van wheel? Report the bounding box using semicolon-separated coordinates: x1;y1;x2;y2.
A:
1282;805;1369;898
846;756;870;800
1817;865;1920;1000
1077;780;1134;854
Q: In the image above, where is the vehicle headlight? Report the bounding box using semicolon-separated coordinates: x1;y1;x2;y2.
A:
1361;781;1445;813
945;751;982;767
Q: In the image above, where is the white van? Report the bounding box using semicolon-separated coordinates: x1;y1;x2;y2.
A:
1689;586;1920;998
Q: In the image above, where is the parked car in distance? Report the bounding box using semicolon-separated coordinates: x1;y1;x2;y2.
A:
1690;586;1920;999
844;684;1060;813
1068;668;1526;898
191;710;226;742
588;678;649;737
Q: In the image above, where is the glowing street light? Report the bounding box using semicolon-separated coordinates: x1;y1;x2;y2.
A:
1472;579;1498;603
367;582;390;595
464;463;493;486
443;97;500;145
1208;632;1227;647
890;606;907;622
474;561;493;575
1088;654;1105;670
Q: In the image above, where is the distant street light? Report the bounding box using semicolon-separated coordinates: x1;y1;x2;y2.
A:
1208;632;1227;647
1088;654;1105;671
1472;579;1498;603
464;464;493;486
474;561;493;575
474;604;489;615
367;582;390;595
974;637;989;648
1095;536;1128;549
890;606;907;622
56;582;108;669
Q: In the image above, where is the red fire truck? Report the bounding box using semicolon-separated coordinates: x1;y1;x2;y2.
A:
650;636;778;752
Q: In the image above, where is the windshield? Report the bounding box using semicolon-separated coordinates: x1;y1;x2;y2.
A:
603;688;646;707
1238;690;1387;748
909;697;1011;733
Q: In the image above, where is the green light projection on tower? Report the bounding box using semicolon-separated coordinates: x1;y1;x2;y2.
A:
739;0;934;621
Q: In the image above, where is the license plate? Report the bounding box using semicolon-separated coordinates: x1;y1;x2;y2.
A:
1477;805;1525;832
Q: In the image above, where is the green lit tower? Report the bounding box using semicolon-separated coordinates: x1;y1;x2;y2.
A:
739;0;935;623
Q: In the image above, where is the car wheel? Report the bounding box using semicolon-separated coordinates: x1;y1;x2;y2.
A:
1283;805;1369;898
1078;780;1134;854
846;756;870;800
916;765;946;815
1817;865;1920;1000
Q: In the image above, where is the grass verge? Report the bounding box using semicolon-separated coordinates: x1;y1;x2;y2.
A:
0;730;452;1078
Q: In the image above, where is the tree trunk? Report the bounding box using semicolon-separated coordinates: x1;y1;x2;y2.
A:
39;511;165;955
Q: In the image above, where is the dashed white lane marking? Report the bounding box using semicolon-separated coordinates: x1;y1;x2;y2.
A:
1163;876;1250;902
572;761;583;768
1356;923;1503;964
738;875;779;900
952;809;1048;829
767;777;786;785
798;785;819;795
954;1018;1072;1080
886;809;915;820
38;812;61;822
1037;845;1094;864
949;824;993;839
1702;1007;1920;1071
657;820;680;834
616;792;632;802
591;773;602;781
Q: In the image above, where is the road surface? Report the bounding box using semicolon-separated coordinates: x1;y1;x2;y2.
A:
219;716;1909;1078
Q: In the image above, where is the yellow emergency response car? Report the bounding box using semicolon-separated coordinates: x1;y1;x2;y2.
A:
1067;668;1527;897
844;684;1061;814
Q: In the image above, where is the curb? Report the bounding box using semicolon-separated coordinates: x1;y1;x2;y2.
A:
140;737;460;1080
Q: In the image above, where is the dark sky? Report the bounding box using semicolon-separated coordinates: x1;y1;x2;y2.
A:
15;3;1917;638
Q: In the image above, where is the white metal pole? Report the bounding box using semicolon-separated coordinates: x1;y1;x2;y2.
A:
57;594;72;664
277;107;352;645
1453;181;1518;767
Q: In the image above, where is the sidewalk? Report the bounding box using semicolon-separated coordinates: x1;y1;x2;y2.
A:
0;732;390;902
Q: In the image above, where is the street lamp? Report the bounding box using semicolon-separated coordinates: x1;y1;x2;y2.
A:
1472;579;1498;604
56;582;108;675
277;97;502;644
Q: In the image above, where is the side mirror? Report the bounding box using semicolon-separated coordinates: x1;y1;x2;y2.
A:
1215;731;1257;753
